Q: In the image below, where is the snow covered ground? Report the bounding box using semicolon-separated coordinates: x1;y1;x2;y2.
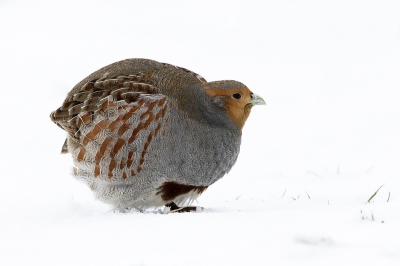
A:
1;0;399;265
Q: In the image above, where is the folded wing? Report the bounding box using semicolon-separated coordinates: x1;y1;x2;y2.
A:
50;74;168;181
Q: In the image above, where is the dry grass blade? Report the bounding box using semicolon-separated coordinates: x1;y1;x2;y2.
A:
367;184;385;203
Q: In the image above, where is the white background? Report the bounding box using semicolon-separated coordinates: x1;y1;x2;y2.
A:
1;1;399;265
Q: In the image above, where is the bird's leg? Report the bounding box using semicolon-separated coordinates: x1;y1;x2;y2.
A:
165;202;203;214
165;202;180;211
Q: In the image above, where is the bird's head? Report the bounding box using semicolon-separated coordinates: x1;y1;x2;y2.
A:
204;81;266;130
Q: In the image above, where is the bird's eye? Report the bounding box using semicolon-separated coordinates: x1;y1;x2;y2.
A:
232;93;242;99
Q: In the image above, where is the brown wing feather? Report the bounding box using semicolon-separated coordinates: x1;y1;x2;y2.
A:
50;74;159;147
72;93;168;180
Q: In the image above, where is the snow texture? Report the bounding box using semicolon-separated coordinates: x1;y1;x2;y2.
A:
1;0;399;265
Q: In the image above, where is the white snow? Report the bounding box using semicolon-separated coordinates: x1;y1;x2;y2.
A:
1;0;400;265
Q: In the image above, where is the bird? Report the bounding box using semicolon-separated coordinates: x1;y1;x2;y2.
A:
50;58;265;213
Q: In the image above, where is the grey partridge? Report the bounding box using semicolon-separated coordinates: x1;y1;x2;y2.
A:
50;59;265;212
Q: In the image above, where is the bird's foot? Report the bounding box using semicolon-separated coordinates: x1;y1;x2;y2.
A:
168;206;204;213
164;202;204;214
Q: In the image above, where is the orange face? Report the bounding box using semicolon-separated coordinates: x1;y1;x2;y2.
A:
205;86;265;130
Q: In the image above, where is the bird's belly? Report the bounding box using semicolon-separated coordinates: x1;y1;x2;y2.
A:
86;180;207;209
155;122;241;186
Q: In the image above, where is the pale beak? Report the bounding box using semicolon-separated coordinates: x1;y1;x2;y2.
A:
249;93;266;105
